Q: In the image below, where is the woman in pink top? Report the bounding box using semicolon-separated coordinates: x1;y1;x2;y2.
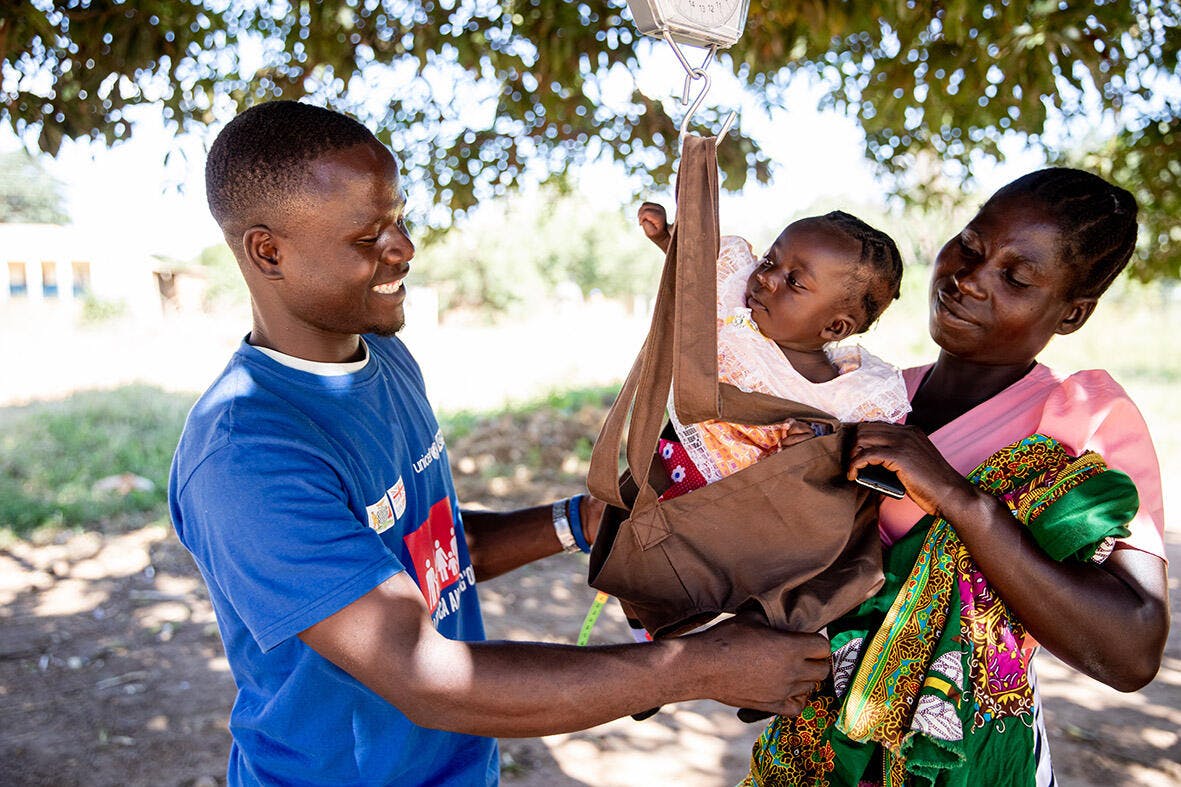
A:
743;168;1169;787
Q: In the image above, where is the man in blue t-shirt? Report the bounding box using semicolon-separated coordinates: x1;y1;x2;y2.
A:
170;100;831;786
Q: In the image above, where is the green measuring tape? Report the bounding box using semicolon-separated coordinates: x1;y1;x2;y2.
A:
577;591;611;646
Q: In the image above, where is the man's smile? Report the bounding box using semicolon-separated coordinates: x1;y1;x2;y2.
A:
371;275;406;295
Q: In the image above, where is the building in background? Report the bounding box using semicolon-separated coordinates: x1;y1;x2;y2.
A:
0;223;191;319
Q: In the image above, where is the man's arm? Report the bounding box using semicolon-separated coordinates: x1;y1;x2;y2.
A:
461;496;604;581
299;571;831;737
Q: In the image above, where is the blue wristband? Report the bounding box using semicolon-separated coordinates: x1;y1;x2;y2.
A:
568;495;591;554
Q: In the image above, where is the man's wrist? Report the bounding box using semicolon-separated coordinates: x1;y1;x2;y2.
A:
551;499;585;554
567;494;591;553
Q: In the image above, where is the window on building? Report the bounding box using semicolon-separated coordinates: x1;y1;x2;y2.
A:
8;262;27;297
41;261;58;298
72;261;92;296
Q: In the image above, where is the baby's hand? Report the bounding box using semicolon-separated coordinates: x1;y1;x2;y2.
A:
775;419;816;450
638;202;672;253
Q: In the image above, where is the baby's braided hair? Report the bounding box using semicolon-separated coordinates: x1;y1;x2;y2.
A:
984;167;1139;298
820;210;904;333
206;100;378;231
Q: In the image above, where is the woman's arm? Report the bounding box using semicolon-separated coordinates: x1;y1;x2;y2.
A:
849;422;1169;691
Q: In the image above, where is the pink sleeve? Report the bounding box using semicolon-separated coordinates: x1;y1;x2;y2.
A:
1037;370;1167;561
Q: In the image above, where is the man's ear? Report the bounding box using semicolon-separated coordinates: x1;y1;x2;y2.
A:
243;226;283;280
821;314;857;343
1056;297;1097;335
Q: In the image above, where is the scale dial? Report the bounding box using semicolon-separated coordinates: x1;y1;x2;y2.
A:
669;0;742;27
626;0;749;49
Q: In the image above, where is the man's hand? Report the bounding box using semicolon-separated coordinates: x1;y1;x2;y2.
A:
638;201;672;253
683;615;831;717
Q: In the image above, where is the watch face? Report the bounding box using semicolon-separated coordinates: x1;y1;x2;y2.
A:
671;0;741;26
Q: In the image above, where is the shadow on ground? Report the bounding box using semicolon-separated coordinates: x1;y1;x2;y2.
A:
480;537;1181;787
2;512;1177;787
1;385;1177;786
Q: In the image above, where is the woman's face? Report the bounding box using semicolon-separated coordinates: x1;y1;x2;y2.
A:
929;192;1095;366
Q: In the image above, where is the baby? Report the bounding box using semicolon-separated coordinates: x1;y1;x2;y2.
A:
604;205;912;721
638;202;910;499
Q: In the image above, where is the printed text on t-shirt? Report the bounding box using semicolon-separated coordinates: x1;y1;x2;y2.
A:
402;497;473;621
412;429;447;474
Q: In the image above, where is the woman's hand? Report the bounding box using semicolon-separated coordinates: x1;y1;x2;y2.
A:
846;422;980;519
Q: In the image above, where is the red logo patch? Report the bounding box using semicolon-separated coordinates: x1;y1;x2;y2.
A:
402;498;464;613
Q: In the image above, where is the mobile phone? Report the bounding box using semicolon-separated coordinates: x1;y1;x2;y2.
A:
855;465;906;499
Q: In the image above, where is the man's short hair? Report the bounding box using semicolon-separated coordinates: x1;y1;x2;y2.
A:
205;100;378;230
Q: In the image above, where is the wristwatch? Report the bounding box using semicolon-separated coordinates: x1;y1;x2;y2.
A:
552;499;582;554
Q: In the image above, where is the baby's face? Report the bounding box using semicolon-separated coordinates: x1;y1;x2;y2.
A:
744;219;862;350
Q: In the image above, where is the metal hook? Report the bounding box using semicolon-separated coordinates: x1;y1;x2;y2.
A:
663;33;737;147
678;72;737;146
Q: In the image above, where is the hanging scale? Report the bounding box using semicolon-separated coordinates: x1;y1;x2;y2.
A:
625;0;751;143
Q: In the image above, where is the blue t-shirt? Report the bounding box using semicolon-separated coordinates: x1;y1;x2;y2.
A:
170;336;497;786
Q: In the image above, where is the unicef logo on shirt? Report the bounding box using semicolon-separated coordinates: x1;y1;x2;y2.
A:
412;429;447;474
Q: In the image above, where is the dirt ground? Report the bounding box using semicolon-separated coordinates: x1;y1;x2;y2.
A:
2;307;1179;785
2;468;1179;787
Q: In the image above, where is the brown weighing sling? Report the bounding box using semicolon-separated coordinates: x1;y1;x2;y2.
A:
586;135;884;639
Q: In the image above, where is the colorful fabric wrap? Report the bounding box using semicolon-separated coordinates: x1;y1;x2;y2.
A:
740;433;1137;787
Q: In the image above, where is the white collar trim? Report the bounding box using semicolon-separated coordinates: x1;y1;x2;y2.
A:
253;338;370;376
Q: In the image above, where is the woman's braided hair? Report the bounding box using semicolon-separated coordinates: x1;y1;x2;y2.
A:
821;210;904;333
984;167;1139;298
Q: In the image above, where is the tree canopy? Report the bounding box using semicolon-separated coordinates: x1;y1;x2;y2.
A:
2;1;1177;279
